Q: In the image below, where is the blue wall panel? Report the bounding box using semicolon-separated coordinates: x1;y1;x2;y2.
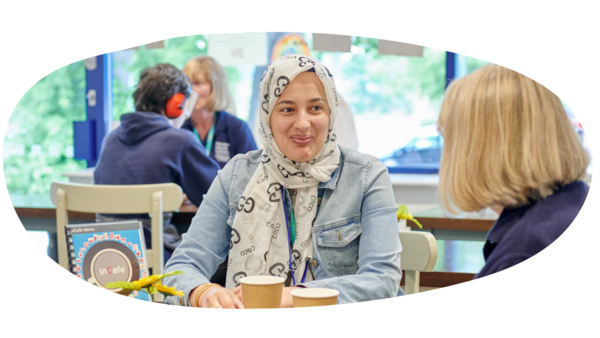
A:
73;120;95;160
74;54;112;167
446;51;456;88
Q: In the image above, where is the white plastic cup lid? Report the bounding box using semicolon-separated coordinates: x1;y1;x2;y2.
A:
239;276;285;285
291;288;339;298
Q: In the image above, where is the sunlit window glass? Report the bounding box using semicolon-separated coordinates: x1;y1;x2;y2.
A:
5;61;87;207
311;39;490;174
112;35;255;122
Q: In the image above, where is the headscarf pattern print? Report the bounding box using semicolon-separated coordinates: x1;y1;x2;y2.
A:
226;55;341;289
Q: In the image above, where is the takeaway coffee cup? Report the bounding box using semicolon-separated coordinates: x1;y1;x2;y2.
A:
291;288;339;307
240;276;285;309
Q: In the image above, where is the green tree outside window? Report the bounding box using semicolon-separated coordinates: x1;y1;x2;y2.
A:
5;61;87;206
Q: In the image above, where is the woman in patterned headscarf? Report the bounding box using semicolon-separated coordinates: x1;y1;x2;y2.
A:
164;55;403;308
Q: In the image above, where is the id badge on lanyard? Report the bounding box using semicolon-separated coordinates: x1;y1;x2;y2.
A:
281;189;309;287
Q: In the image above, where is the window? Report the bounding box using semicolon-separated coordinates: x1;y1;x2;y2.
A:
7;33;588;207
302;33;595;174
112;35;255;122
310;36;490;173
563;103;592;176
5;61;87;207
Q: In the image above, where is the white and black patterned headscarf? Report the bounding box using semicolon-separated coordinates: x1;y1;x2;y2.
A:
226;55;340;289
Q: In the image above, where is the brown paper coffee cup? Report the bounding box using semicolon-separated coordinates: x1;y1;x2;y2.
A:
291;288;339;307
240;276;285;309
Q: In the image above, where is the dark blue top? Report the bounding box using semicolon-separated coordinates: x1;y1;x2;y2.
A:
181;111;257;168
476;180;589;278
94;111;221;207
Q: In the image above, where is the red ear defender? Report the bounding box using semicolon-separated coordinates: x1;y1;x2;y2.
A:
165;93;186;118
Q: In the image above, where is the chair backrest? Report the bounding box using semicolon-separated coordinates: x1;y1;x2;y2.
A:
399;231;438;295
50;181;183;301
50;182;183;213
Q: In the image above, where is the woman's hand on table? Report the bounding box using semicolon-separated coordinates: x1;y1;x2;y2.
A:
232;285;303;308
281;286;304;308
191;284;244;309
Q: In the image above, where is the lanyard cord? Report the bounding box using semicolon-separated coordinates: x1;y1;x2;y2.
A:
281;189;308;286
193;114;216;156
205;123;215;156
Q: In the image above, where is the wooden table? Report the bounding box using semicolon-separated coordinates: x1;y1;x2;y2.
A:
15;204;199;232
15;203;494;289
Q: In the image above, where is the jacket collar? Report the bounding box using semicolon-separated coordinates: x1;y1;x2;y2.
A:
214;111;227;132
486;180;587;244
318;150;343;190
486;203;530;244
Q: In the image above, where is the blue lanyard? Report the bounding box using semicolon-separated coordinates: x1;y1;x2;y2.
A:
281;189;308;286
193;116;216;156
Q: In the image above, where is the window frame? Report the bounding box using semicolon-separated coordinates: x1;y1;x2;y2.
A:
73;44;468;175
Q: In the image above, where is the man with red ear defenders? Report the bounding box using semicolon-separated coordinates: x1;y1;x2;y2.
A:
94;63;220;263
165;90;199;129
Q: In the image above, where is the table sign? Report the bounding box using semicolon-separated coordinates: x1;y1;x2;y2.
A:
65;221;151;301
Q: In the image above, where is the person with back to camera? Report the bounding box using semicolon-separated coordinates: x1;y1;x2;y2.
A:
181;56;257;168
436;64;590;279
94;63;221;263
182;56;258;286
162;55;403;308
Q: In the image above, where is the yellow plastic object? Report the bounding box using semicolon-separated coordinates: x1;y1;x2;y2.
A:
105;270;184;297
396;205;423;229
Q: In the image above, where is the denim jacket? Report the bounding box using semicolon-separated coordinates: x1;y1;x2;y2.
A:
163;147;403;305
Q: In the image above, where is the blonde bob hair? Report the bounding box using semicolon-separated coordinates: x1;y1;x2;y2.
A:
437;64;588;213
182;55;235;114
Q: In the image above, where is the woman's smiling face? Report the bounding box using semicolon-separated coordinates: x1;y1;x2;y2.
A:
190;72;212;112
270;72;331;163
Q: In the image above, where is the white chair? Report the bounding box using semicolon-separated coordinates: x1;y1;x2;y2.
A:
50;182;183;301
399;231;438;295
585;172;592;185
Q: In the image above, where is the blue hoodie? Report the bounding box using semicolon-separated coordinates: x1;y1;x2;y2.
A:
94;111;221;207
